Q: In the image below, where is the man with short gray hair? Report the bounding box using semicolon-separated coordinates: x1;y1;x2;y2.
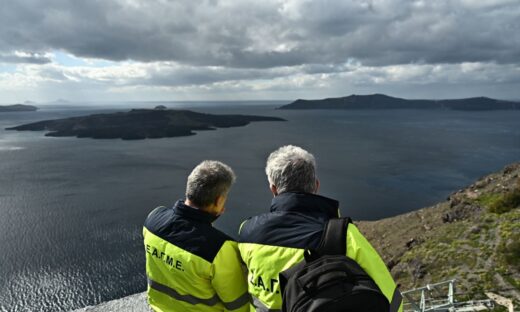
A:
144;160;249;312
238;145;402;311
265;145;319;195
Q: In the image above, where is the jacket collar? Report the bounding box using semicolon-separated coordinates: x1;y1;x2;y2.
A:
270;192;340;218
173;200;219;224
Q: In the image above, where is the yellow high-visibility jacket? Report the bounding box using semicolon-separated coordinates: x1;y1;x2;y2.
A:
143;201;249;312
238;192;402;312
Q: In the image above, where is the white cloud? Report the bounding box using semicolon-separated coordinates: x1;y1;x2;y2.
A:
4;59;518;102
0;0;519;102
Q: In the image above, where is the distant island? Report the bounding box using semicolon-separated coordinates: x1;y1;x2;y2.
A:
0;104;38;112
280;94;520;110
6;107;285;140
49;99;71;104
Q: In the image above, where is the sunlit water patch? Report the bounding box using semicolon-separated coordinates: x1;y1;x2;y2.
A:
1;105;519;311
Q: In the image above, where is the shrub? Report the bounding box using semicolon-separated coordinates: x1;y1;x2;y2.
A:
498;233;520;268
489;193;520;214
488;182;520;214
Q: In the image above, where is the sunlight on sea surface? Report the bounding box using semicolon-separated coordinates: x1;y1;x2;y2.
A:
0;103;519;311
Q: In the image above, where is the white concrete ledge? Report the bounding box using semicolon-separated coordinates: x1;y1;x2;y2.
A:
73;292;150;312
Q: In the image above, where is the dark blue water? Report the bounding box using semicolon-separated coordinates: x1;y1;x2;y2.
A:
1;103;519;311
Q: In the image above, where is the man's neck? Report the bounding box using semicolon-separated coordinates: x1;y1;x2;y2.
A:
184;199;201;210
185;199;220;217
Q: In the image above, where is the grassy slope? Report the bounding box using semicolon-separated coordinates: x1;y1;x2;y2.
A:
357;163;520;306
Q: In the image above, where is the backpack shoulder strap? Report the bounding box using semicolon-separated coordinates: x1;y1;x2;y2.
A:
317;217;351;255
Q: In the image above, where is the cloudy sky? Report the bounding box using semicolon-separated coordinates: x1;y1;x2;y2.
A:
1;0;519;103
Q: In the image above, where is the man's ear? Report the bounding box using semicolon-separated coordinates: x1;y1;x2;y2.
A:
213;195;227;216
270;184;278;196
314;179;320;193
215;194;226;207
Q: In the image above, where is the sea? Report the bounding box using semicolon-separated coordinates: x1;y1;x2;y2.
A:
0;101;519;311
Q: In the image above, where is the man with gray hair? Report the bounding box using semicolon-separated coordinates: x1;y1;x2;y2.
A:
238;145;402;312
143;160;249;312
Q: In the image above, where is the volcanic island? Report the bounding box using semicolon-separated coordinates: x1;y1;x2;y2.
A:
6;107;285;140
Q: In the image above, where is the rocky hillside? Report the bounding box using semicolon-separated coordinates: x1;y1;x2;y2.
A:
279;94;520;110
358;163;520;305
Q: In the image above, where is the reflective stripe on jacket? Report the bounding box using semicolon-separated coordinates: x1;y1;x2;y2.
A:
144;201;249;312
238;192;402;312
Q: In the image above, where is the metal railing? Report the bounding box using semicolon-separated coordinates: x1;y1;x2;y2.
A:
402;280;495;312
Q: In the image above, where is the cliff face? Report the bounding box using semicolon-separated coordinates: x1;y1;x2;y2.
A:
357;163;520;304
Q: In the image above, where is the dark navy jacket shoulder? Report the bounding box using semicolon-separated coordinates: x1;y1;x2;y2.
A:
238;192;340;249
144;200;232;263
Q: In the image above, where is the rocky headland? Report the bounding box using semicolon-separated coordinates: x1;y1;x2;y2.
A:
6;108;285;140
357;163;520;305
280;94;520;110
0;104;38;112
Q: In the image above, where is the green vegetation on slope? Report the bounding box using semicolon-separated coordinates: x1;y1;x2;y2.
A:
357;163;520;306
482;181;520;214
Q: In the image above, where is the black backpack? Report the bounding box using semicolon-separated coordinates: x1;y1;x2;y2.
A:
279;218;392;312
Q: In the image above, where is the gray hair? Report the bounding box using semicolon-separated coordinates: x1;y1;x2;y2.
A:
265;145;317;194
185;160;236;208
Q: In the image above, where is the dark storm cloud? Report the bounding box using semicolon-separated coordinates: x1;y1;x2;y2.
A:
144;66;281;86
0;53;51;64
1;0;519;69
